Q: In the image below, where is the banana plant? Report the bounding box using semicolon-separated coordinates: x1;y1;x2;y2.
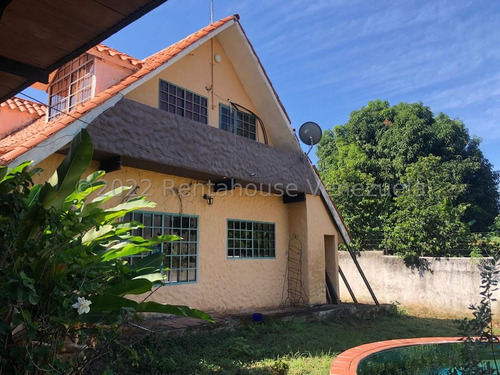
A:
0;130;211;374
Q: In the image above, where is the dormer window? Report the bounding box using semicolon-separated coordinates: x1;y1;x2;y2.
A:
219;104;256;140
48;54;94;120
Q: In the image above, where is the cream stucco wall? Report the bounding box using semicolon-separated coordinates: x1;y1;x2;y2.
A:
304;194;340;305
34;155;343;311
124;37;273;146
34;155;290;312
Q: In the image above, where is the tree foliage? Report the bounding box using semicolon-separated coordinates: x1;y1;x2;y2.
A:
317;100;499;258
0;130;211;374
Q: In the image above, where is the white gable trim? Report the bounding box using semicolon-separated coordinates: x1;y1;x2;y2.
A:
233;25;293;131
217;24;300;152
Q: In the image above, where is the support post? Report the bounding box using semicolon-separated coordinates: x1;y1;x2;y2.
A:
345;244;379;305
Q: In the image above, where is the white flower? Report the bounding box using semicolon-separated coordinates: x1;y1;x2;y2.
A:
72;297;92;315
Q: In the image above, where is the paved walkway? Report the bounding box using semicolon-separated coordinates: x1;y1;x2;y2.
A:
124;303;393;336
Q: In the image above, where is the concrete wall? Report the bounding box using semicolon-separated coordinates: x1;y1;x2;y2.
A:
339;251;499;315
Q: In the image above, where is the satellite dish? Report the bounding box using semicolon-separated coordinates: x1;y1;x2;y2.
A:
298;121;322;155
299;121;322;146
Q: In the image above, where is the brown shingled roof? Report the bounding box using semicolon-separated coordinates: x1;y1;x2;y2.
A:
1;97;46;117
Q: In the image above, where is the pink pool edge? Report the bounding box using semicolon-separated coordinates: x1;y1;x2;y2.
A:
330;337;462;375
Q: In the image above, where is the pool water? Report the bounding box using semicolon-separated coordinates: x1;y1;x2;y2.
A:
357;342;500;375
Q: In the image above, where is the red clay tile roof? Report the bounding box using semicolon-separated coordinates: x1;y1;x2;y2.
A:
142;15;237;67
0;15;290;166
91;44;142;68
1;97;46;117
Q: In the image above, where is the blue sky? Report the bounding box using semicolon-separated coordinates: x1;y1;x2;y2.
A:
24;0;500;171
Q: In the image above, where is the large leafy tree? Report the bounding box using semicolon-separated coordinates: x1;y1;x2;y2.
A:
317;100;499;255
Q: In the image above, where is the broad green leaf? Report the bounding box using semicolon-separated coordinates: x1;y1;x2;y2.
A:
126;235;181;246
114;221;144;236
0;161;32;190
90;294;138;312
131;253;165;272
6;161;31;176
106;279;153;296
90;185;132;204
85;197;156;224
133;273;165;283
43;130;93;209
65;174;106;205
82;224;115;244
101;244;151;262
105;197;156;213
25;184;42;207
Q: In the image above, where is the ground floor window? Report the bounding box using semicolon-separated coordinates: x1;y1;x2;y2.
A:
227;220;275;258
124;211;198;284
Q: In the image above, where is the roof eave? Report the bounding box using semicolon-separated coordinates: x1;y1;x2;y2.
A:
1;0;168;103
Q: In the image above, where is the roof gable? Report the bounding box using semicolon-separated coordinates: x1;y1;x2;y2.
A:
0;14;299;166
0;15;352;246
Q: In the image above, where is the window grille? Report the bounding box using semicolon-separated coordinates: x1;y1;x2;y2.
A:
124;211;198;284
159;80;208;124
227;220;275;258
48;54;94;120
219;104;257;140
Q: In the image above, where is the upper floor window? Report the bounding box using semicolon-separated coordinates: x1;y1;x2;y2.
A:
159;80;208;124
219;104;257;140
48;54;94;121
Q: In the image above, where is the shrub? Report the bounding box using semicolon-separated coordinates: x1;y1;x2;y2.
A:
0;130;211;374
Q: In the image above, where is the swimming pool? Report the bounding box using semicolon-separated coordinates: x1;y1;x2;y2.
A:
330;337;461;375
331;337;500;374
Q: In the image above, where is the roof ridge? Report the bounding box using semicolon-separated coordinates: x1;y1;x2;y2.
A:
91;44;142;67
142;14;238;64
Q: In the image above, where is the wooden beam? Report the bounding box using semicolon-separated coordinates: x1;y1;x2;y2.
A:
0;56;49;83
0;0;13;20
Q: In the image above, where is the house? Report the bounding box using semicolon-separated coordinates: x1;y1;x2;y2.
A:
0;15;353;312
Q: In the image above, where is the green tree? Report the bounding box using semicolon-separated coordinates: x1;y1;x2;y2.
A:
317;100;499;257
384;156;469;265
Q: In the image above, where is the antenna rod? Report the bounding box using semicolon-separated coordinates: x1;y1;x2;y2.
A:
210;0;214;24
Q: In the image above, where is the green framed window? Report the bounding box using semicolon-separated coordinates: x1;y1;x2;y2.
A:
159;80;208;124
227;220;275;258
219;104;257;140
124;211;198;284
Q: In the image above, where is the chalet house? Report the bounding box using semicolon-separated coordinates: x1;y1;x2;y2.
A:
0;15;352;312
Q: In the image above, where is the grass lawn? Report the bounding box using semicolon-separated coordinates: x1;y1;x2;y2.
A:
88;310;460;375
